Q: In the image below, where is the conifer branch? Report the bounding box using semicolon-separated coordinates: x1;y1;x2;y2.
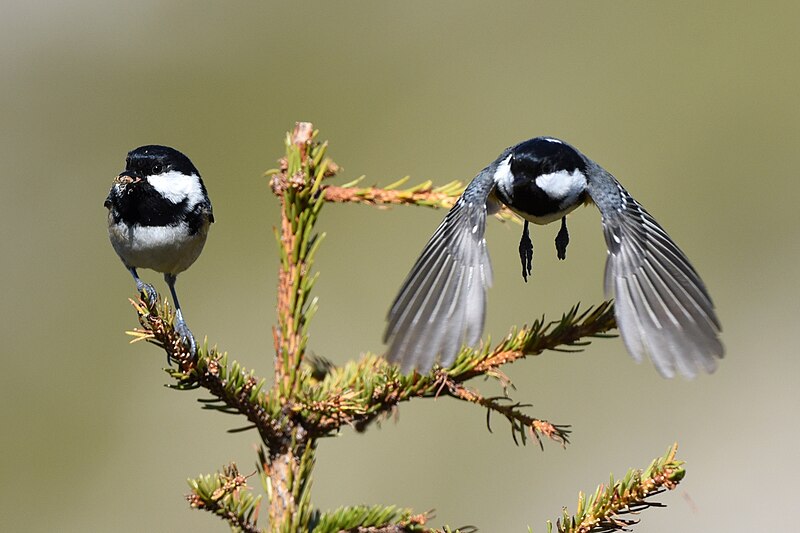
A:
455;302;617;379
322;178;463;209
321;178;519;222
187;463;263;533
444;382;571;448
285;302;615;447
130;296;290;450
267;123;338;397
545;444;685;533
309;505;430;533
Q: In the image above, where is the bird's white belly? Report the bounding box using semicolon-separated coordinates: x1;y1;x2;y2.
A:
511;202;583;225
108;220;209;274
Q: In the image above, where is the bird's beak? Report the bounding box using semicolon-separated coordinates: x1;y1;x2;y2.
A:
115;170;142;185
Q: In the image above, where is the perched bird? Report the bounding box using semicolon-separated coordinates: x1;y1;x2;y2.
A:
105;145;214;357
384;137;723;378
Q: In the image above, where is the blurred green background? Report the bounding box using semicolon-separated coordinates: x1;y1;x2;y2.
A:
2;1;798;531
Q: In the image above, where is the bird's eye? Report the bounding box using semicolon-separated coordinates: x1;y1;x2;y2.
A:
152;164;163;174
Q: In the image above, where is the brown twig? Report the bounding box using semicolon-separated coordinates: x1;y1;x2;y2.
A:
444;379;570;448
320;182;520;225
322;184;459;208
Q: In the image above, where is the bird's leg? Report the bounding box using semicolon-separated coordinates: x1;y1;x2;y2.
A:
519;221;533;282
165;273;197;361
555;216;569;260
128;267;157;307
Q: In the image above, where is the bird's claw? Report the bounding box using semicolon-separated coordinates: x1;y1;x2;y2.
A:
136;281;158;307
519;221;533;282
173;316;198;363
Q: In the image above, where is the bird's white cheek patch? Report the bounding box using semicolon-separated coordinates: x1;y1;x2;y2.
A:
535;169;587;200
147;171;205;205
492;155;514;194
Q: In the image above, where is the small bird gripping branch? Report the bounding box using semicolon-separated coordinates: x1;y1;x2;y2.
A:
384;137;723;378
105;145;214;358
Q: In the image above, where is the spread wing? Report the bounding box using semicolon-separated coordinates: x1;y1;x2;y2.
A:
588;169;724;378
384;169;497;374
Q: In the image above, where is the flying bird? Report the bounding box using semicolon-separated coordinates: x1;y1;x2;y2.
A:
384;137;723;378
105;145;214;357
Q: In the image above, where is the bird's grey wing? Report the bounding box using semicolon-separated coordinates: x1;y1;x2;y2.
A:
384;167;497;374
586;164;724;378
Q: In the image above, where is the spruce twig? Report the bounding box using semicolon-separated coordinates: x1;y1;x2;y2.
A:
268;122;336;397
322;180;463;209
321;180;519;222
309;505;430;533
286;302;615;446
445;383;571;448
187;463;263;533
545;444;685;533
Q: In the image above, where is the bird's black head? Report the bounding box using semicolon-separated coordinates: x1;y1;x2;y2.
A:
510;137;586;177
122;145;200;179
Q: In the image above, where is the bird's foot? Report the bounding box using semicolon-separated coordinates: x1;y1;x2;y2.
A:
136;281;158;308
519;221;533;282
555;216;569;260
173;315;198;364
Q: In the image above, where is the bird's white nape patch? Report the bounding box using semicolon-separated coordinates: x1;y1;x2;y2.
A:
535;169;587;201
147;170;205;205
492;154;514;191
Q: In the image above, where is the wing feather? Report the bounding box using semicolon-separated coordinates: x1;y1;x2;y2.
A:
385;169;495;374
589;173;724;378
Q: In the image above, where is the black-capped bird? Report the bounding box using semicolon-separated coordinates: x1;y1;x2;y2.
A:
384;137;723;378
105;145;214;357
